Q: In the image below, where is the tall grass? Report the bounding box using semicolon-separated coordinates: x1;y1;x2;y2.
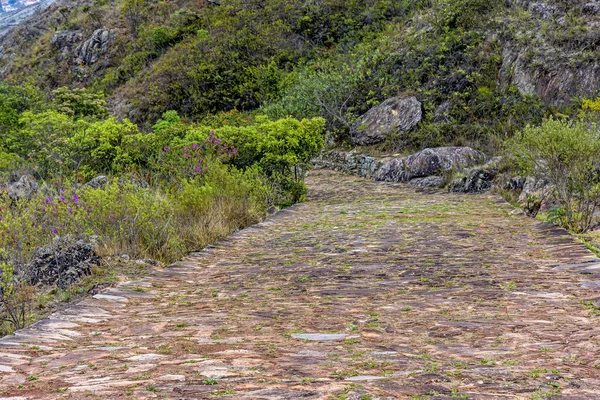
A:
0;161;268;266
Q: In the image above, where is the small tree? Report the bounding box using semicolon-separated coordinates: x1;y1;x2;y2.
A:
122;0;146;38
52;87;109;120
508;118;600;233
0;253;34;334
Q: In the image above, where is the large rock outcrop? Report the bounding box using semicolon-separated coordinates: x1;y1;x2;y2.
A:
350;96;422;146
75;29;110;65
5;175;38;201
313;150;383;179
86;175;108;189
449;169;497;194
517;176;559;215
50;30;83;57
375;147;486;182
407;176;445;189
582;2;600;15
24;236;101;289
499;44;600;106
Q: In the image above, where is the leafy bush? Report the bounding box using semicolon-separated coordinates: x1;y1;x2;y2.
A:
182;116;326;204
4;111;140;180
429;0;497;31
0;109;324;264
582;98;600;112
507;119;600;232
260;60;366;137
154;133;236;182
52;87;109;120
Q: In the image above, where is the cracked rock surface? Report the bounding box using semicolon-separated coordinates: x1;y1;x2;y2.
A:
0;170;600;399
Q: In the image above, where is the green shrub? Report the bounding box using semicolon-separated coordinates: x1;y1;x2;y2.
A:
260;60;365;136
9;111;78;178
182;116;326;204
5;111;140;180
0;82;45;137
67;117;140;179
51;87;109;120
0;255;34;334
429;0;497;31
507;118;600;232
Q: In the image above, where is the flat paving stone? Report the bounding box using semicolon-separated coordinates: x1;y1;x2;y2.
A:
0;169;600;399
125;354;167;362
91;294;128;302
291;333;349;341
580;280;600;289
553;261;600;270
345;375;387;381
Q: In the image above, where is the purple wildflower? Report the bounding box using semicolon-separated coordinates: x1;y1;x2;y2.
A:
52;227;58;234
73;194;79;204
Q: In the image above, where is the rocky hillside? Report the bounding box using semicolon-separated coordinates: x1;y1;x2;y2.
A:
0;0;599;149
500;0;600;106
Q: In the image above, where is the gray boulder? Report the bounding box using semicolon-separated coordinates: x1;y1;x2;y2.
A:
6;175;38;201
433;100;452;123
374;158;407;182
375;147;486;182
449;169;497;194
405;147;486;178
518;176;558;216
503;176;526;191
24;236;101;289
350;96;422;146
50;30;83;56
313;150;383;179
583;2;600;15
407;176;445;189
528;2;560;20
75;29;110;65
86;175;108;189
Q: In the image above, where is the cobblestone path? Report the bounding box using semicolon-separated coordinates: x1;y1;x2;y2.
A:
1;170;600;399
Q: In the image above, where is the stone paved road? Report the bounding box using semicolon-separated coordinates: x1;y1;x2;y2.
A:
1;170;600;399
